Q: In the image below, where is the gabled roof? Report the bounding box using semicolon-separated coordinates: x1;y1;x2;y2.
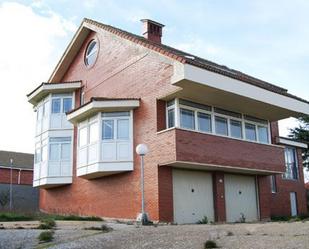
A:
49;18;308;104
0;150;34;170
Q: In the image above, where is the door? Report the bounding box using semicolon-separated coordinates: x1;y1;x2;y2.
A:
225;174;258;222
173;169;214;224
290;192;298;216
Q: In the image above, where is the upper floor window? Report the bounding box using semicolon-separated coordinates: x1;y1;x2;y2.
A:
84;39;99;67
283;147;298;180
165;98;270;145
102;112;130;141
51;94;73;114
49;137;72;161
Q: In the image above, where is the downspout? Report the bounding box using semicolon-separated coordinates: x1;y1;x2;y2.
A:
18;169;21;185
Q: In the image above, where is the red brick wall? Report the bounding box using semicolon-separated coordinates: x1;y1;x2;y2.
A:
158;166;173;222
0;168;33;185
270;149;307;216
41;29;179;220
257;175;271;220
175;129;285;173
213;172;226;222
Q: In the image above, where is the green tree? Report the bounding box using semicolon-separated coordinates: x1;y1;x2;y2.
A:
289;116;309;169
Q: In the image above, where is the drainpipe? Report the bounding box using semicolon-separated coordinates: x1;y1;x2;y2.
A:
18;169;21;185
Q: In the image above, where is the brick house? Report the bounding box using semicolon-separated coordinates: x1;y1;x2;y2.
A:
27;18;309;223
0;150;39;211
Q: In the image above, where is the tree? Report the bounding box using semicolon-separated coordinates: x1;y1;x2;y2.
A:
289;116;309;169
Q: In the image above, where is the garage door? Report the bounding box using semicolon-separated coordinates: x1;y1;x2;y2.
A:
173;169;214;224
225;174;258;222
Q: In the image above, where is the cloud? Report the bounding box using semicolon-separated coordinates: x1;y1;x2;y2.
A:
0;2;76;153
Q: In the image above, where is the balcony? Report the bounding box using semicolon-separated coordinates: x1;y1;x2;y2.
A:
157;128;285;174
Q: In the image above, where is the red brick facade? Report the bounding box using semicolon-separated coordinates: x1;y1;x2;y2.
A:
38;23;308;222
0;168;33;185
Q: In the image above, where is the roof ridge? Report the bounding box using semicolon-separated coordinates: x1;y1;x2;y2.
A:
83;18;290;95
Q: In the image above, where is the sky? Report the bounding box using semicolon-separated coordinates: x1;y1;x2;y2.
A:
0;0;308;154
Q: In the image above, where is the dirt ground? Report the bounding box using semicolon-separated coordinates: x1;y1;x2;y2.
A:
1;220;309;249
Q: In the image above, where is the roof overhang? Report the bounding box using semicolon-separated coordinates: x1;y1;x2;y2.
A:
27;82;82;105
278;137;308;149
168;63;309;121
67;98;140;124
160;161;285;175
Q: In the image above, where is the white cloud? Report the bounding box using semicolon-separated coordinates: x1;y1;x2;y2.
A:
0;2;76;153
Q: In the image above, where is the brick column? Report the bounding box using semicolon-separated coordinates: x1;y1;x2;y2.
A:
158;167;173;222
212;172;226;222
257;175;271;220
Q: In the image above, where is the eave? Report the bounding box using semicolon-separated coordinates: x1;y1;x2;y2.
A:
67;97;140;124
166;63;309;121
27;82;82;105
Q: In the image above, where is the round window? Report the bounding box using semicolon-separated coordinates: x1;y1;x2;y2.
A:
84;39;98;67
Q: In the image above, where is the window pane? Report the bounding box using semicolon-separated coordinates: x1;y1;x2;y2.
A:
215;116;228;135
41;145;47;162
43;101;49;117
167;108;175;128
50;137;71;143
258;126;269;143
284;148;298;179
89;122;98;143
180;108;195;129
102;120;114;140
198;112;211;132
49;144;59;161
37;105;43;120
63;98;72;113
35;148;41;163
270;175;277;193
79;127;88;147
117;119;129;140
230;119;242;138
61;143;71;160
245;123;256;141
51;98;61;113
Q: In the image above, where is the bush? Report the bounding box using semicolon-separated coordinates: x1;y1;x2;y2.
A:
38;231;54;243
197;216;208;224
204;240;218;248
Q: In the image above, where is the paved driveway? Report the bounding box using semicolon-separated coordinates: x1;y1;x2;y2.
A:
1;220;309;249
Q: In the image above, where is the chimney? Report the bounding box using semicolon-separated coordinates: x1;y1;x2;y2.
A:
141;19;165;44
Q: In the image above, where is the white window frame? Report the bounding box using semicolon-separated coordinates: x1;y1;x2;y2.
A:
167;98;271;145
49;137;72;162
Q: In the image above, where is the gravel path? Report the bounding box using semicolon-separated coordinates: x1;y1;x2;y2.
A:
1;221;309;249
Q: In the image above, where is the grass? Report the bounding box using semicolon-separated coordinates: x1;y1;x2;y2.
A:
204;240;218;248
0;212;103;222
0;212;34;222
38;230;54;243
84;224;113;232
271;214;309;222
37;218;56;230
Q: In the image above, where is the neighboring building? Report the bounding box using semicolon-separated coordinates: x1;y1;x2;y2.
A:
0;150;39;212
27;18;309;223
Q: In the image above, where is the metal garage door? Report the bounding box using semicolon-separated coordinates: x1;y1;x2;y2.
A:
173;169;214;224
225;174;258;222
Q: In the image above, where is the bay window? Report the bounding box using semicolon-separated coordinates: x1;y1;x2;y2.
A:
49;137;72;162
283;147;298;180
165;98;270;145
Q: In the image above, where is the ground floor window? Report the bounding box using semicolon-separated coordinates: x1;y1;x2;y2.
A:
270;175;277;193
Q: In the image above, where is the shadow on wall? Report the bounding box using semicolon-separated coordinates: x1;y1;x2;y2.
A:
0;184;39;212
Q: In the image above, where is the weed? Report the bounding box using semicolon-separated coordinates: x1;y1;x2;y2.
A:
84;224;113;232
38;230;54;243
197;216;208;224
226;231;234;236
204;240;218;248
